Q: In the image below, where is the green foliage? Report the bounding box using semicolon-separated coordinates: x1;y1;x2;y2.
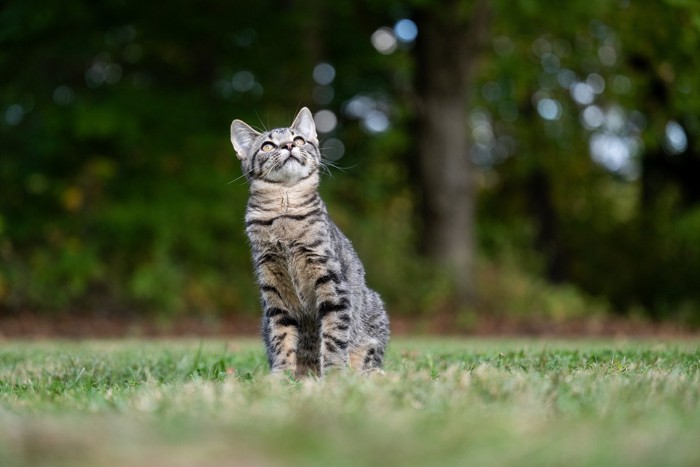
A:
2;0;700;320
476;257;610;323
474;0;700;319
1;339;699;466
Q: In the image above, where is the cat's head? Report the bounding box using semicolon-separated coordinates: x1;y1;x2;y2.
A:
230;107;320;185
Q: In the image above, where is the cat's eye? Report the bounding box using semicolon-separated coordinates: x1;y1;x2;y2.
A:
293;137;305;147
261;142;275;152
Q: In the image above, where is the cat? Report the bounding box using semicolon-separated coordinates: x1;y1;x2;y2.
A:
230;107;390;378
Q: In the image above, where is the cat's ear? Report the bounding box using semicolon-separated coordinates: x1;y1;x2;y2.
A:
291;107;318;143
230;119;260;160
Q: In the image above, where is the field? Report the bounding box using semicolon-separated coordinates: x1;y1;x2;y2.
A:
1;338;699;466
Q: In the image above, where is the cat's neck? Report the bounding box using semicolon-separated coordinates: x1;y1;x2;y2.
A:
248;173;320;209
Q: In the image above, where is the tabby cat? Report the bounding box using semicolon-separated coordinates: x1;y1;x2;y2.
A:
230;107;390;377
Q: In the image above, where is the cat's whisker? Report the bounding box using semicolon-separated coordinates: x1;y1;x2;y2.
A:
261;160;282;181
254;110;269;133
228;168;255;185
319;162;335;179
318;158;357;179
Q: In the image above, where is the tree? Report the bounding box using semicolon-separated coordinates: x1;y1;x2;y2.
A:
412;0;491;306
3;0;700;323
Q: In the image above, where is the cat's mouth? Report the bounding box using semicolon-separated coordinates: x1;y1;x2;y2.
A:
283;155;302;165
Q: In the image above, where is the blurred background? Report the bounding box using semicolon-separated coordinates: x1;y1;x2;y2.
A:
2;0;700;334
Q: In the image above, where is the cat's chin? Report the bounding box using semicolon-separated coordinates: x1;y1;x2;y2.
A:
266;164;315;185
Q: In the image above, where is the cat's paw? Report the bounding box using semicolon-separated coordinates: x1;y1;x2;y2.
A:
266;369;296;382
361;367;386;377
320;364;350;378
294;368;320;380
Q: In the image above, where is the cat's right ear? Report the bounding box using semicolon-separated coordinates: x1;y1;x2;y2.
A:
230;119;260;160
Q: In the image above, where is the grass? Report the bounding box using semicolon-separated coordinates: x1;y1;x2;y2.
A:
0;337;699;466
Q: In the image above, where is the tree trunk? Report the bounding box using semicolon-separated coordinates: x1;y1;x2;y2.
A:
413;0;491;306
527;169;566;283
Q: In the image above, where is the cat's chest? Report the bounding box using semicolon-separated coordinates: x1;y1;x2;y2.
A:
246;207;326;249
248;214;308;244
246;187;326;249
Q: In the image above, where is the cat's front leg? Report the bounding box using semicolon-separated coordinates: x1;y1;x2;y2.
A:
290;239;351;375
262;306;299;374
315;275;351;374
257;260;299;374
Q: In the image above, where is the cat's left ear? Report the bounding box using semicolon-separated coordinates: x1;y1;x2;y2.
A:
230;119;260;160
291;107;318;143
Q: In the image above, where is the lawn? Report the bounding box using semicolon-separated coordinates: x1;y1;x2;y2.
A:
1;338;699;466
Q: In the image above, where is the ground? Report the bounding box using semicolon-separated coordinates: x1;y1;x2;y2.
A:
1;337;699;466
0;311;693;339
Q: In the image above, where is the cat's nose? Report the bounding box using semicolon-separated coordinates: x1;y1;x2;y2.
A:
282;142;293;151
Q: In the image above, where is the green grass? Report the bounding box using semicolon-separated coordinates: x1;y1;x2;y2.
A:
1;338;699;466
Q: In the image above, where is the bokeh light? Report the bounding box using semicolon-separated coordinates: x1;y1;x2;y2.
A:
536;98;562;121
362;110;390;133
394;19;418;43
4;104;24;125
581;105;604;129
231;71;255;92
664;120;688;155
312;63;336;86
371;27;397;54
322;138;345;161
571;82;595;105
53;85;75;106
314;110;337;133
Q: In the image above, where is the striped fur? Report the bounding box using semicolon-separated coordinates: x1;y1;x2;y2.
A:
230;107;390;377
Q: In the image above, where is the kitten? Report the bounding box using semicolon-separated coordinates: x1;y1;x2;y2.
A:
230;107;389;377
